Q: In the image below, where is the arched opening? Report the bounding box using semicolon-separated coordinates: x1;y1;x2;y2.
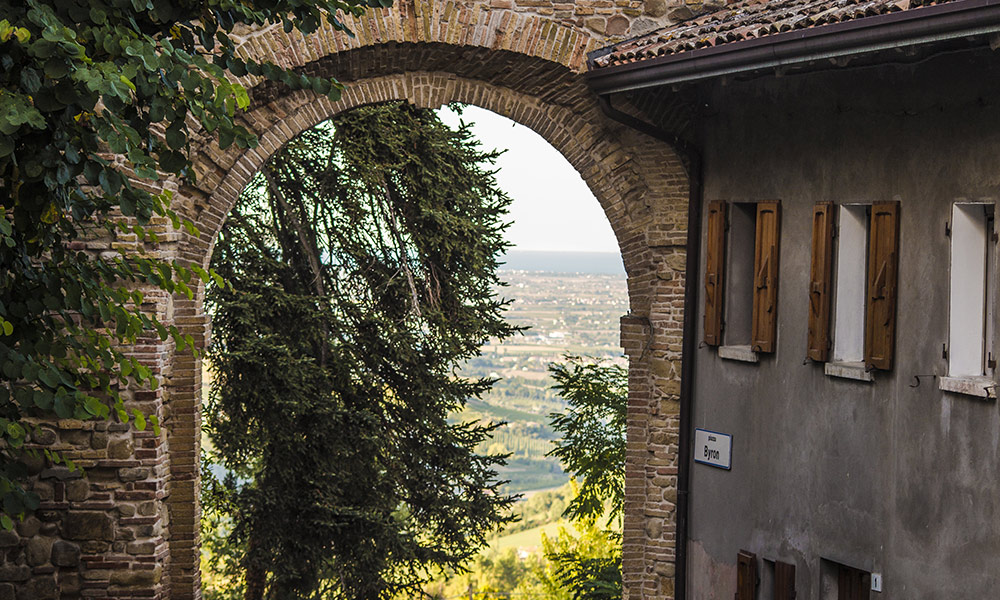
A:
165;35;689;600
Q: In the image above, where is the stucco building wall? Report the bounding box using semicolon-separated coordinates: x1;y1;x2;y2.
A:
684;46;1000;599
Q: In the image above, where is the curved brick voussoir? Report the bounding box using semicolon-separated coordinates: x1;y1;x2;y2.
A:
29;2;699;599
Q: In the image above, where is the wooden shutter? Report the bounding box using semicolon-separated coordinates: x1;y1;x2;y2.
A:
837;565;870;600
774;561;796;600
751;202;781;353
807;203;835;361
704;200;726;346
864;201;900;371
736;550;757;600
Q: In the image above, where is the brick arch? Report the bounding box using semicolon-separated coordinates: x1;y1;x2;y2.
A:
156;8;689;600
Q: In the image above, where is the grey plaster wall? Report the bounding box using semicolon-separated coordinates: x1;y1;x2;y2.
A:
687;47;1000;599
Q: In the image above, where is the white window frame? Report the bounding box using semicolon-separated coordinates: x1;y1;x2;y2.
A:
824;204;874;382
944;202;996;386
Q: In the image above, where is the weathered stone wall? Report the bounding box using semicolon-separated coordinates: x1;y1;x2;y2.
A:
19;1;696;598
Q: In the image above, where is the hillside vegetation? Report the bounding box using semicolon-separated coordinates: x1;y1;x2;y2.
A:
456;269;627;495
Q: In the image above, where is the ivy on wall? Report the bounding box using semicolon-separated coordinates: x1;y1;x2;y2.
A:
0;0;390;525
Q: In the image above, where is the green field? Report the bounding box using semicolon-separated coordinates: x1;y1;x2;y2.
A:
489;520;566;552
463;398;547;424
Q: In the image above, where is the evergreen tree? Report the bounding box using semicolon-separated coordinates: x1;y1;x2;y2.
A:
204;102;518;600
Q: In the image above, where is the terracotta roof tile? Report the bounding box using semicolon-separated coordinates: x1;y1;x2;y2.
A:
591;0;961;68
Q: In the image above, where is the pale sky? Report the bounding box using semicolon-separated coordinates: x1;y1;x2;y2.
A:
436;105;619;254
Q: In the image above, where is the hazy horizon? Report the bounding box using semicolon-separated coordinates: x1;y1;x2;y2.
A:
499;249;625;275
436;105;619;254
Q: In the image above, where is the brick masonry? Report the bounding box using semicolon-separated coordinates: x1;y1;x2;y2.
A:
20;1;699;598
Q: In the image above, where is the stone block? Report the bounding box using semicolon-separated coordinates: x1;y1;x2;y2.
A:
606;14;630;35
645;517;663;539
30;428;57;446
0;532;18;549
644;0;667;17
62;512;114;542
585;17;606;33
126;540;157;555
65;480;89;502
51;541;80;567
91;431;109;450
58;572;81;595
25;537;52;566
0;583;12;600
107;439;134;460
109;566;162;587
119;467;150;482
30;482;53;503
81;541;110;554
39;467;82;481
15;517;40;538
18;576;58;600
0;566;30;583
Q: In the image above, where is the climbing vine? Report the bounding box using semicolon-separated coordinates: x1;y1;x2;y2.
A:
0;0;389;525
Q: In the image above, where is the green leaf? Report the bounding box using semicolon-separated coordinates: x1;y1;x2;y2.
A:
132;410;146;431
233;84;250;110
159;150;187;174
165;125;186;150
218;127;235;150
84;397;103;416
0;515;12;531
53;396;73;419
43;58;69;79
5;422;24;440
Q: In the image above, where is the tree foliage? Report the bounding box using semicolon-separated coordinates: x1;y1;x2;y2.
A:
544;357;627;600
203;101;519;600
0;0;389;524
547;357;627;524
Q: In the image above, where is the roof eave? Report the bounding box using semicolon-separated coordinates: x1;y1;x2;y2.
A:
586;0;1000;95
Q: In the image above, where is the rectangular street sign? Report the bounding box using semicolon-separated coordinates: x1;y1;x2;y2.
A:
694;428;732;470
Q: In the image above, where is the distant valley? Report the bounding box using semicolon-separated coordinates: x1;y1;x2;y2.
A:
457;251;628;495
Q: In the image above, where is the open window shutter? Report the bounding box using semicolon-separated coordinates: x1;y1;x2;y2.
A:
751;201;781;353
837;565;870;600
774;561;796;600
704;200;726;346
864;201;900;371
736;550;757;600
807;203;835;361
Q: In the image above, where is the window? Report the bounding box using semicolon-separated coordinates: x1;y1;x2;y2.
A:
760;558;796;600
726;203;758;346
820;559;870;600
945;202;996;379
704;201;781;357
807;202;899;373
735;550;758;600
832;205;870;363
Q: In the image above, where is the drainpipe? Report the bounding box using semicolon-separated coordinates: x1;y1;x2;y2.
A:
596;95;701;600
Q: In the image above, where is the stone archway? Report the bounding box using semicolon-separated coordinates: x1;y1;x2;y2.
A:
30;3;693;599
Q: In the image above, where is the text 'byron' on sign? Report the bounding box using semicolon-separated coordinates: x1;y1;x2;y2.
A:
694;428;731;470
